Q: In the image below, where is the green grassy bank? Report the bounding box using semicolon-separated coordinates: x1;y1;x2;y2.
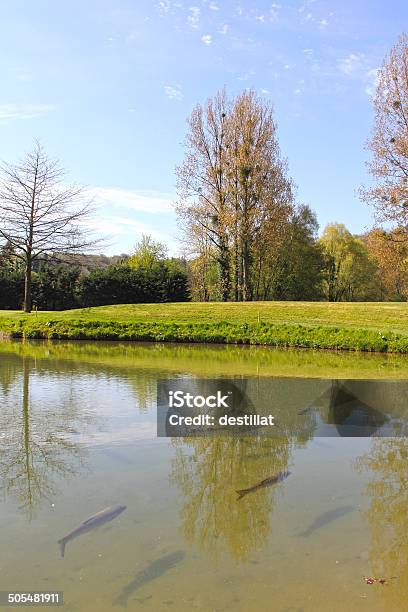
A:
1;301;408;352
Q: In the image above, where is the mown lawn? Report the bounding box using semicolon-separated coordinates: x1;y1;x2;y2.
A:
1;301;408;331
1;301;408;352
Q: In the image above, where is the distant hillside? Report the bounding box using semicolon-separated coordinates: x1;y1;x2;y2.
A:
32;253;129;274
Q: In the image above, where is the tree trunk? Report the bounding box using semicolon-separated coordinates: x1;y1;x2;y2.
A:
242;240;251;301
24;257;32;313
218;239;230;301
233;187;240;302
234;227;239;302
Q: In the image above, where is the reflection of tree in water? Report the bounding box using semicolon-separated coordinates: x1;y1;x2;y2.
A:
355;439;408;608
170;436;294;562
0;356;95;519
127;373;158;412
0;339;164;413
0;351;21;395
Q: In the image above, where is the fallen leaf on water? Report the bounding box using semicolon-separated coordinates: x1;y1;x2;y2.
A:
363;576;397;585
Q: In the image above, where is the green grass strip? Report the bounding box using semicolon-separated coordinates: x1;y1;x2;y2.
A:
1;317;407;353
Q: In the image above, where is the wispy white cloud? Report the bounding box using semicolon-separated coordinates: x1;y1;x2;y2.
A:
87;214;170;242
337;53;380;97
0;104;55;122
364;68;380;98
338;52;365;76
298;0;317;13
163;84;183;100
297;0;331;29
270;4;280;22
201;34;212;45
209;1;219;10
89;187;174;214
188;6;200;28
85;212;177;254
155;0;184;17
85;188;178;253
156;0;171;17
218;24;228;35
301;48;322;74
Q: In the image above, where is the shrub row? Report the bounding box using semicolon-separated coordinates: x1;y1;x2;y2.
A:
0;262;190;310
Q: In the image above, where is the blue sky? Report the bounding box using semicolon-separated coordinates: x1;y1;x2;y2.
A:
0;0;406;255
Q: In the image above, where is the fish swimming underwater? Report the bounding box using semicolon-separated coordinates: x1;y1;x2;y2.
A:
58;504;126;557
299;505;354;537
114;551;185;607
236;470;291;500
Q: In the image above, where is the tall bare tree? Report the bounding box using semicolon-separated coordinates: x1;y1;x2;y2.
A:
0;141;98;312
362;33;408;229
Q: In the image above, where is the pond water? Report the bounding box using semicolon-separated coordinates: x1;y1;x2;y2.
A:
1;341;408;611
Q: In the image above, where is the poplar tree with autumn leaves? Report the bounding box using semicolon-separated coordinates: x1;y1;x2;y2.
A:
362;33;408;229
176;89;295;301
359;33;408;301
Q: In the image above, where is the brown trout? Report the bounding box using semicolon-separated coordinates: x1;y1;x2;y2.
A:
58;504;126;557
236;470;291;500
